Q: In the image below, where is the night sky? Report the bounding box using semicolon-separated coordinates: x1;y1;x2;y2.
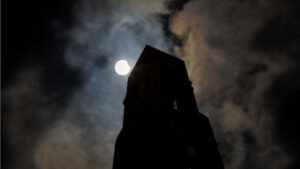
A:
2;0;300;169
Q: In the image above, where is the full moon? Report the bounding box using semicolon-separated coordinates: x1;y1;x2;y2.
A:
115;60;131;76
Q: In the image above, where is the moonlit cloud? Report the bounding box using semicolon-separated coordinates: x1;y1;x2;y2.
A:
170;0;299;168
29;0;175;169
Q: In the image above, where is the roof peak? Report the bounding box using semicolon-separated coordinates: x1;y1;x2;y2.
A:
138;44;183;62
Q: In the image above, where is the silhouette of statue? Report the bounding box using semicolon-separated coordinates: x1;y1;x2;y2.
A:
112;45;224;169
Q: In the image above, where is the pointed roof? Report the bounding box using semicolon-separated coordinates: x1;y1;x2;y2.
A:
136;45;183;66
129;45;184;77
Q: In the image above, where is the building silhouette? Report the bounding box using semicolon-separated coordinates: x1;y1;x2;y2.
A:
112;45;224;169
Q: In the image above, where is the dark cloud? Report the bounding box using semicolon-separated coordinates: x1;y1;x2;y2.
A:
251;1;300;57
4;0;76;79
3;0;84;168
266;68;300;169
252;2;300;168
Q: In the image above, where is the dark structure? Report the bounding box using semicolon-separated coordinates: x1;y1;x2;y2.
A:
112;45;224;169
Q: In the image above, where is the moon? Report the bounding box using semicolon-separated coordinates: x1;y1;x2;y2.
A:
115;60;131;76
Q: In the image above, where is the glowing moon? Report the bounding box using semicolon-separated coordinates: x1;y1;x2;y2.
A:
115;60;131;76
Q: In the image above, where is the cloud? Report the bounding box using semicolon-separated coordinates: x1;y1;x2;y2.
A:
34;121;115;169
170;0;299;168
65;0;173;70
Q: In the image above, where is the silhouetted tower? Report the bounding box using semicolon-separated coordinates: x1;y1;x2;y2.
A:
112;45;224;169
